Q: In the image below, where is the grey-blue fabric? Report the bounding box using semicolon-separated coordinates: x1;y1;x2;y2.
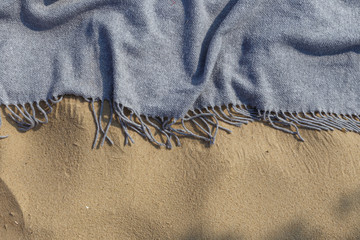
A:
1;0;360;144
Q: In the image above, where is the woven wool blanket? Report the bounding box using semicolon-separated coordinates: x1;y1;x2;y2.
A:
1;0;360;148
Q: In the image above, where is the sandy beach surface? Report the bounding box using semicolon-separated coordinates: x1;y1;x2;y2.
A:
0;96;360;239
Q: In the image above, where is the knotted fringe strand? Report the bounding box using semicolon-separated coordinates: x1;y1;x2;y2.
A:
2;96;360;148
1;96;63;138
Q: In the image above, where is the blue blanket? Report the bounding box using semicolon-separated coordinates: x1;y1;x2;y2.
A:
1;0;360;148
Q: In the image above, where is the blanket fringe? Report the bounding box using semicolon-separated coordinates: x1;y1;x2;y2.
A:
1;96;63;137
1;96;360;148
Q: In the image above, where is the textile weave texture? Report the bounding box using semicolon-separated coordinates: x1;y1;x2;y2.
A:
1;0;360;148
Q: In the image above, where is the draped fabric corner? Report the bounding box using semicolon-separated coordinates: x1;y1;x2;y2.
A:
1;0;360;148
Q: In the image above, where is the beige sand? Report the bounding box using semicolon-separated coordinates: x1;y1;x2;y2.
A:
0;96;360;239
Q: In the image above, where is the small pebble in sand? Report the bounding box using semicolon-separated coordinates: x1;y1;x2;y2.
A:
9;212;14;217
14;221;18;225
85;206;89;209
